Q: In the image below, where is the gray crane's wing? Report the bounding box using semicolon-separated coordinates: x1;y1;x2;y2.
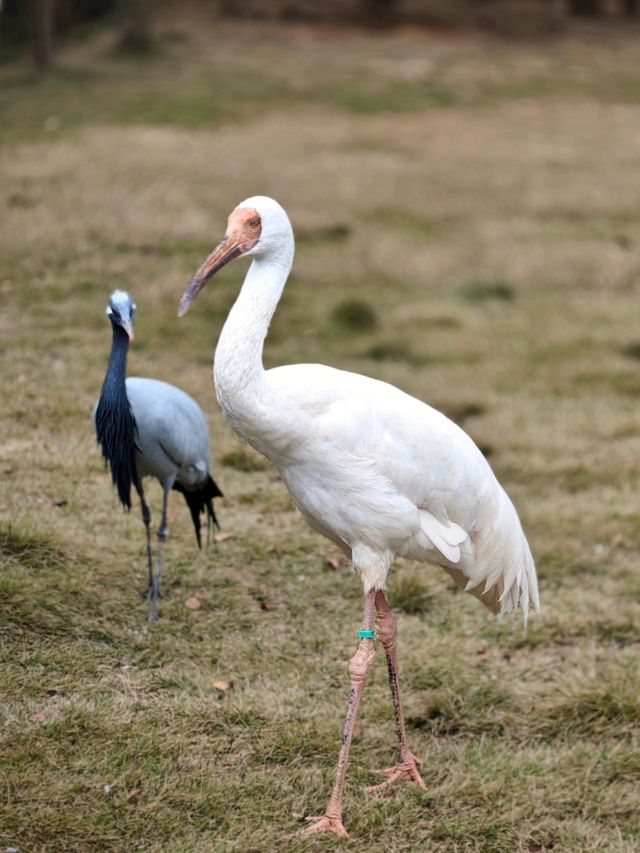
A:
125;377;211;486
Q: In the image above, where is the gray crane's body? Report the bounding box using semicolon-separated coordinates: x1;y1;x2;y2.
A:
126;377;212;491
94;290;222;621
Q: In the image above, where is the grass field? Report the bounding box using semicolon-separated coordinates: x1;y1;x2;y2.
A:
1;14;640;852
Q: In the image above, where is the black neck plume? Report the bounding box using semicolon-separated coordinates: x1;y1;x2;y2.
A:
94;324;140;509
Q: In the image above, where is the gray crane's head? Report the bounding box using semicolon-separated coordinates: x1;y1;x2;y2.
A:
106;290;136;340
177;196;294;316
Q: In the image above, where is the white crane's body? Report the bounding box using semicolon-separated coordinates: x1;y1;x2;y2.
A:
178;196;538;837
219;359;535;611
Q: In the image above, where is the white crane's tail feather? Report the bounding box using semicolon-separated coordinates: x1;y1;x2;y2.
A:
445;487;539;624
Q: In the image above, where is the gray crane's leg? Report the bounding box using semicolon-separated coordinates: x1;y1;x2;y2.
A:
303;589;377;838
136;484;154;599
148;482;171;622
365;590;425;793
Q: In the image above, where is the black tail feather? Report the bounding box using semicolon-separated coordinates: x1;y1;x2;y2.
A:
173;476;223;548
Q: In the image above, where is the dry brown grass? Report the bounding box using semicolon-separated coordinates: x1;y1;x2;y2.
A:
1;16;640;853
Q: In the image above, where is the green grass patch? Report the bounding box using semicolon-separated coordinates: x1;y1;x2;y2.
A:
364;340;428;365
220;448;267;472
459;280;516;304
389;570;435;615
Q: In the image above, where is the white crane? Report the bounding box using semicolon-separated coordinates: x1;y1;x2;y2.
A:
177;197;538;837
94;290;223;622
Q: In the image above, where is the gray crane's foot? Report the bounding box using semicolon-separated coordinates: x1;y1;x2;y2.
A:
148;599;160;622
140;585;163;601
147;579;162;621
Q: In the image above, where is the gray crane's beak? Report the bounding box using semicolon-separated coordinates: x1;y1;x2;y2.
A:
177;236;243;317
123;322;135;342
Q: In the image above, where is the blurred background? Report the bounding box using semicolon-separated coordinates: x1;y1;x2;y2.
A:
3;0;640;70
1;3;640;851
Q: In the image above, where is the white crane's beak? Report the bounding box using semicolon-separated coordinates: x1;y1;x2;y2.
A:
178;207;262;317
177;235;244;317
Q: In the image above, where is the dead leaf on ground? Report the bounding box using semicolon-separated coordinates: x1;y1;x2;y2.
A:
214;532;235;543
30;712;45;723
126;788;142;801
213;680;233;695
527;839;558;852
185;596;202;611
611;533;629;549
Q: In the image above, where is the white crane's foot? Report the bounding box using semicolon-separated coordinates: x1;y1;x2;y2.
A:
364;754;426;793
302;813;349;838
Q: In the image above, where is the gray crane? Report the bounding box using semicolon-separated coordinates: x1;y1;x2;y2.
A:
94;289;222;621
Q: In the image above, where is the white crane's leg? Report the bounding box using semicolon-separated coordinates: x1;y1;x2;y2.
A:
148;484;170;622
136;484;154;599
365;590;425;793
303;589;376;838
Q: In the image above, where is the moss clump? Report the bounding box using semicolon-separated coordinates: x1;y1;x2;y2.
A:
459;280;515;303
330;299;378;334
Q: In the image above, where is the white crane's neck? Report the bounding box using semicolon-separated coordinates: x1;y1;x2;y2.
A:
213;248;292;437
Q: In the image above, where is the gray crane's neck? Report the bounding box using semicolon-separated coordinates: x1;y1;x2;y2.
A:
103;325;129;398
213;252;291;437
94;323;138;509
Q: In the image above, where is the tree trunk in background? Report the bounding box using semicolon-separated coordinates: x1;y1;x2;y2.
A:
28;0;55;68
623;0;638;15
361;0;399;26
569;0;601;14
119;0;152;53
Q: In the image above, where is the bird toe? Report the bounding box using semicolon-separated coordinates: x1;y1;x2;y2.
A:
302;814;349;838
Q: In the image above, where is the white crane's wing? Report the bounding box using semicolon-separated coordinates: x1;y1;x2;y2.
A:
266;363;537;616
267;363;492;526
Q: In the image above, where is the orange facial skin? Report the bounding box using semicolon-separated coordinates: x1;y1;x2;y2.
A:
177;208;262;317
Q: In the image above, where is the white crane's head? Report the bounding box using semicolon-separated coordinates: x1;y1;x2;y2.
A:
106;289;136;341
177;196;293;317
